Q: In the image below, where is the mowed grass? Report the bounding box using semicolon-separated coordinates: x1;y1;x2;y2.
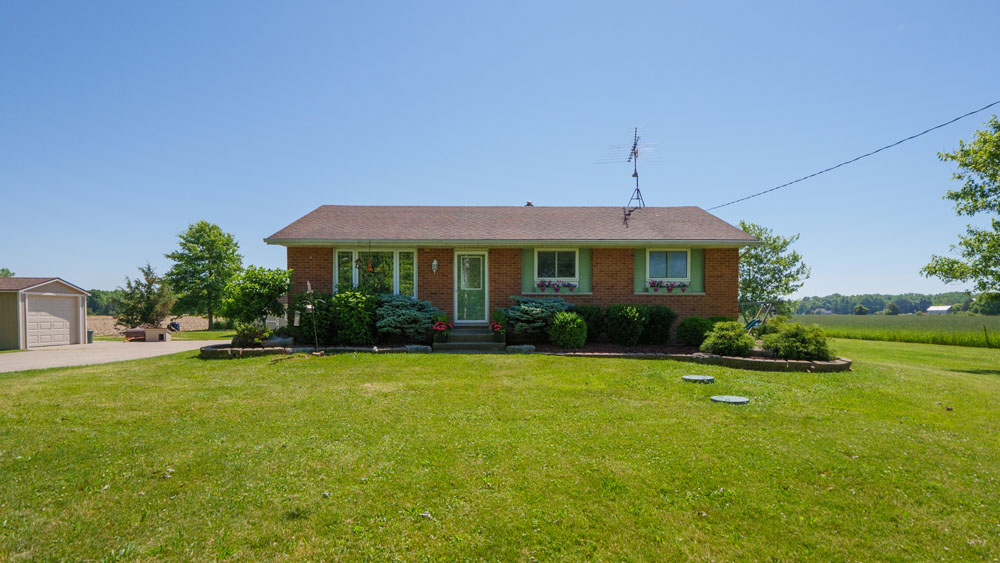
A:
95;329;236;342
1;342;999;560
791;314;1000;348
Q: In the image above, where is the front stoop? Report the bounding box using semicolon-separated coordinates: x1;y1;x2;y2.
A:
433;325;506;353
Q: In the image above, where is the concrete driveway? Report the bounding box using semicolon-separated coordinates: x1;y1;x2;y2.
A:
0;340;217;374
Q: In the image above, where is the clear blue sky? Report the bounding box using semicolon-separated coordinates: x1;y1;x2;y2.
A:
2;1;998;297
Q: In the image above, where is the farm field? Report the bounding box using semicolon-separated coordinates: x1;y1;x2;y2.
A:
791;314;1000;348
1;340;998;560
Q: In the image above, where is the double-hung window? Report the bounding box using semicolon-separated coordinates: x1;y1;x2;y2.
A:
535;249;578;281
647;249;690;281
334;249;416;296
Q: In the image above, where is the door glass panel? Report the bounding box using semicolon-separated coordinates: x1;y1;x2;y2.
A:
398;252;415;296
456;254;486;321
460;256;482;289
336;252;354;292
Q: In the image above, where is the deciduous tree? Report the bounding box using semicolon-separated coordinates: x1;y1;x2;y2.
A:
0;268;13;277
738;221;810;319
165;221;242;328
922;116;1000;294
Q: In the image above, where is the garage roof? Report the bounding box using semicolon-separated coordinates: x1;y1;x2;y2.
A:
0;277;90;295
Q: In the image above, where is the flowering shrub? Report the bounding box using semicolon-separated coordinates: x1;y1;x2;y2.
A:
648;279;689;293
490;309;507;335
431;313;453;337
535;280;579;292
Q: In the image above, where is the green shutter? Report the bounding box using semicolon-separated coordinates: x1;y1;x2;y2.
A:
521;248;535;293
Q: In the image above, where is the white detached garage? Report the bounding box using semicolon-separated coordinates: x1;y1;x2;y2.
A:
0;278;90;350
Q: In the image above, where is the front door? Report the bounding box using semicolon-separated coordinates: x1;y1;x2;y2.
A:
455;252;487;323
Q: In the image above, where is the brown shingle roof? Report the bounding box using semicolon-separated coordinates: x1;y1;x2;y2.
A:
0;277;59;291
0;277;90;294
265;206;756;246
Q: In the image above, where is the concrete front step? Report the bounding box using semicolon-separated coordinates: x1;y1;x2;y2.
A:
448;332;502;343
433;341;507;352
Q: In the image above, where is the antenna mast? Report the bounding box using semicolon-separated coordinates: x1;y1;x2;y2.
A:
623;127;645;226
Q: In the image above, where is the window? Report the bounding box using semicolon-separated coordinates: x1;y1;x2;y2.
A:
647;249;690;281
535;249;577;280
333;249;416;296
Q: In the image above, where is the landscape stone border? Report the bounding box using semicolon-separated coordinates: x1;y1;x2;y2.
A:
539;351;852;372
199;344;407;359
199;344;850;372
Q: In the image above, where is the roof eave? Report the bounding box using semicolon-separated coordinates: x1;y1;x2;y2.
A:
264;237;761;248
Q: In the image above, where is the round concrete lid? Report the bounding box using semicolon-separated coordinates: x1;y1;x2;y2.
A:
682;375;715;383
710;395;749;404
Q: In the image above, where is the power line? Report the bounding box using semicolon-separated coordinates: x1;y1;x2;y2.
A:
706;98;1000;211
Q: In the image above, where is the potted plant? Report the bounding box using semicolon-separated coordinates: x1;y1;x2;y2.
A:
648;279;665;293
432;313;453;343
490;310;507;342
536;280;549;293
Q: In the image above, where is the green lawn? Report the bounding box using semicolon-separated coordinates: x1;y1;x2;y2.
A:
1;340;998;560
95;329;236;342
791;314;1000;348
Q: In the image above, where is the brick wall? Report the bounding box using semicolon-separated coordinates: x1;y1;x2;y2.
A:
488;248;522;312
286;245;740;323
287;247;333;296
417;248;454;317
543;247;739;321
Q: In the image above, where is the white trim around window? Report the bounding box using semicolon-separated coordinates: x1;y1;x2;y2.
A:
331;248;418;295
533;248;579;282
646;248;691;283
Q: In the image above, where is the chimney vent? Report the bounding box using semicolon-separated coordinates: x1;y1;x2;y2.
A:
525;201;534;207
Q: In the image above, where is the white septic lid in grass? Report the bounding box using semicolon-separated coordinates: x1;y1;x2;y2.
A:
682;375;715;384
711;395;749;404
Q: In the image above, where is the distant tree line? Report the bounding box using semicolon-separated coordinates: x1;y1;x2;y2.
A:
796;292;1000;315
86;289;125;315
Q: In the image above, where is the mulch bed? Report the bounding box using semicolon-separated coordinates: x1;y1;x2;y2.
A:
535;342;699;355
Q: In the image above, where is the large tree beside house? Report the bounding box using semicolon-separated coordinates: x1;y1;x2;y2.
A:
737;220;810;318
165;221;243;329
264;205;758;326
0;268;13;278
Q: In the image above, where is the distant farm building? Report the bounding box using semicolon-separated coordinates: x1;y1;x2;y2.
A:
812;307;833;315
926;305;953;314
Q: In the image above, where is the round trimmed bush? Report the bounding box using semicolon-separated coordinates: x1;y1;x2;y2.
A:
605;304;649;346
573;305;605;342
700;321;755;356
548;312;587;349
761;322;834;361
676;316;714;347
640;305;678;344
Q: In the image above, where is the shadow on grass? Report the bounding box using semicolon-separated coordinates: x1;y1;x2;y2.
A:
952;369;1000;376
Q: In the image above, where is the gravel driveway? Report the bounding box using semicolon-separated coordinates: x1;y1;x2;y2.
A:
0;341;217;373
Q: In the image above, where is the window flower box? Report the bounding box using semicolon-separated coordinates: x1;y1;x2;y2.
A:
536;280;578;293
648;279;689;293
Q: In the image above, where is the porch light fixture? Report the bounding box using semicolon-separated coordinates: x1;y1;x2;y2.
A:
431;258;438;273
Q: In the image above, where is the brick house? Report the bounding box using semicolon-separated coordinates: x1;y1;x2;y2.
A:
265;206;758;325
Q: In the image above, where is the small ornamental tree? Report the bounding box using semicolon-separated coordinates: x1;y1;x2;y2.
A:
165;221;243;329
220;267;292;326
113;263;176;329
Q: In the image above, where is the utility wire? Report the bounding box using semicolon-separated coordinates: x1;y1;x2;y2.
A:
706;98;1000;211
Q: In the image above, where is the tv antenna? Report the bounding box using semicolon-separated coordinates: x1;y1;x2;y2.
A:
623;127;645;226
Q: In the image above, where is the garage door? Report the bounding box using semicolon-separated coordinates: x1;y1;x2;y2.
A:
26;296;78;347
